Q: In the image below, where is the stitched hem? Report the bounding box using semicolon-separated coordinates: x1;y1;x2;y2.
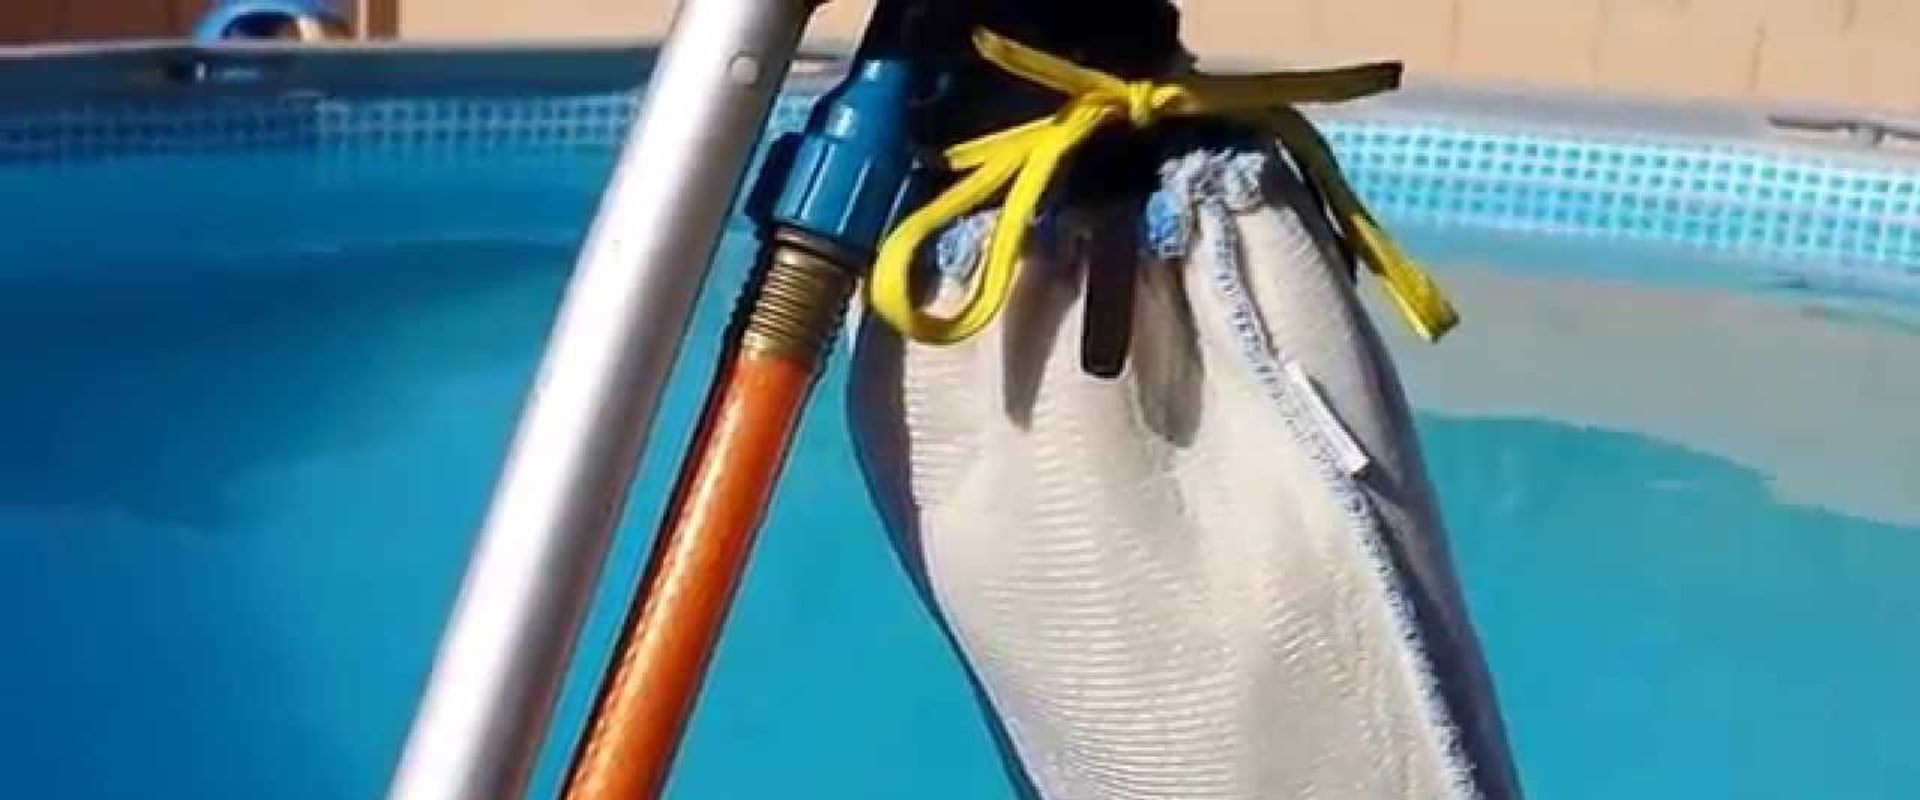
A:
1166;146;1484;800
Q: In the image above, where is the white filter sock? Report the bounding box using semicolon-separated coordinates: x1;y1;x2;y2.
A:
848;146;1518;800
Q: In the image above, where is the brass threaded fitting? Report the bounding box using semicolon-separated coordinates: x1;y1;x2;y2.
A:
735;229;859;363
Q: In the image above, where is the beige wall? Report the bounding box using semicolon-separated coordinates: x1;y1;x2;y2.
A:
5;0;1916;110
398;0;1920;110
395;0;868;46
0;0;214;44
0;0;390;45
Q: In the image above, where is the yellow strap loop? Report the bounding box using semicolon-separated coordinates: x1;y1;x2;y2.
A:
869;28;1459;346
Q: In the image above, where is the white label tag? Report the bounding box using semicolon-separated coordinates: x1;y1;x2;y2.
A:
1284;361;1371;476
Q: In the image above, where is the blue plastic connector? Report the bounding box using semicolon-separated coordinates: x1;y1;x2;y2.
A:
751;58;924;257
192;0;348;43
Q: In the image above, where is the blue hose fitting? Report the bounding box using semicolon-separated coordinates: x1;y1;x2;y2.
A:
749;57;925;259
193;0;348;43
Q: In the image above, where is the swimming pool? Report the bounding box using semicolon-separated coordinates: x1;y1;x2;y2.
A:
2;43;1917;800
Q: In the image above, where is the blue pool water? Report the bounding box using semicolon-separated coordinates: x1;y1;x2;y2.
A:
2;140;1917;800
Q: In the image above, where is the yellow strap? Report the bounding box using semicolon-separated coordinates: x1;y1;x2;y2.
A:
868;28;1459;346
1265;106;1459;342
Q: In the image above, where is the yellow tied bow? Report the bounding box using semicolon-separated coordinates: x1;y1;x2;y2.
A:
867;28;1460;346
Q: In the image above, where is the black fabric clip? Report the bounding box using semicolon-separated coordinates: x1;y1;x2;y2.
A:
1078;203;1140;380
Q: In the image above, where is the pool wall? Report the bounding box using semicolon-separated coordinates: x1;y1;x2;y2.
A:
5;42;1919;300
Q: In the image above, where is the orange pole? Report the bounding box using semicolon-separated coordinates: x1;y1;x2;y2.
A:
563;234;853;800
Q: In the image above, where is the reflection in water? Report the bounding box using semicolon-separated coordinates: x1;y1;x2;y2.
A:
1424;414;1920;800
0;240;568;530
0;229;1914;800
